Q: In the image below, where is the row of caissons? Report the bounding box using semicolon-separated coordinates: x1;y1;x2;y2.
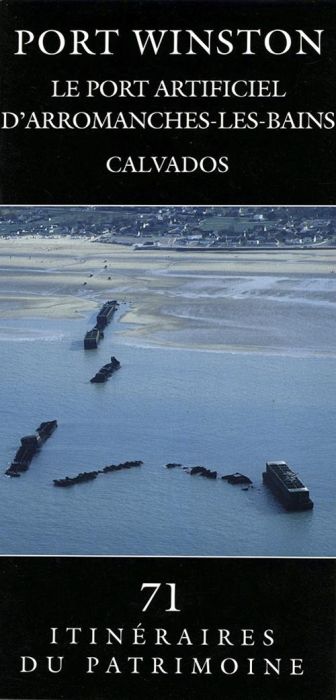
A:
5;421;58;477
53;461;143;487
84;300;118;349
5;301;122;476
84;300;121;382
5;441;313;509
165;462;313;511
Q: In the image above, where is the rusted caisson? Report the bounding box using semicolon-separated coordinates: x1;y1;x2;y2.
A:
84;300;118;349
263;461;313;511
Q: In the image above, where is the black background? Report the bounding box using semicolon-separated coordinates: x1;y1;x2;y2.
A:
0;557;334;699
0;3;335;699
1;0;336;203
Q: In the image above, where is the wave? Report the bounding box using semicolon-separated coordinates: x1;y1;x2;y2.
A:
0;328;67;342
115;334;336;359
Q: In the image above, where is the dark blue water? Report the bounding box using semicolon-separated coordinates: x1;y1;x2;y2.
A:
0;315;335;555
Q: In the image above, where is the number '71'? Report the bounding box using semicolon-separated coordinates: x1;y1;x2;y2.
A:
141;583;181;612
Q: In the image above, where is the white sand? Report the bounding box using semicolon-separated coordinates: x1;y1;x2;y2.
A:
1;238;336;353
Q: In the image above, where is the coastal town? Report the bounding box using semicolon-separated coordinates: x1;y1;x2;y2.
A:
0;206;335;249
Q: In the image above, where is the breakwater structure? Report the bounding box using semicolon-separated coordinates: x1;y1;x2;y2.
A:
165;461;314;510
84;327;102;350
90;356;120;383
5;420;58;477
263;461;314;511
190;465;217;479
84;300;118;349
222;472;252;485
165;463;253;486
53;460;143;487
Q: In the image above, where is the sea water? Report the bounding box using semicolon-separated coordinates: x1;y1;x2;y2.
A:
0;313;335;556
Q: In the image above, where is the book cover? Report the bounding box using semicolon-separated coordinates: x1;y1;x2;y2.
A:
0;2;335;699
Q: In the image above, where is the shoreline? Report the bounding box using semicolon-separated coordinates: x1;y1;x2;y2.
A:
0;238;336;354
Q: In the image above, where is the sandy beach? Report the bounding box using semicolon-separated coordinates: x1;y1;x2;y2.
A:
0;238;336;353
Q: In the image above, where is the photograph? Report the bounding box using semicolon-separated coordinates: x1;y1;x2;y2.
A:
1;205;335;557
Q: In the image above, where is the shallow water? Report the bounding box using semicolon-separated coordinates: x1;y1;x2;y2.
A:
0;313;335;556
